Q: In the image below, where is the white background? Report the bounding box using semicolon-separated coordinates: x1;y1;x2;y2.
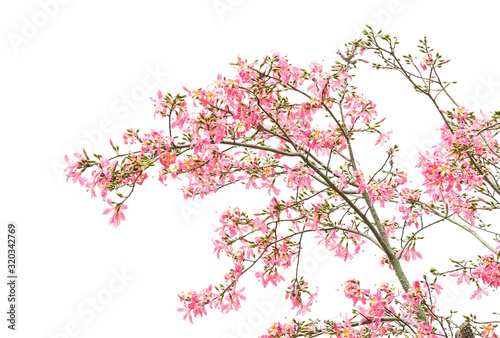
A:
1;1;500;337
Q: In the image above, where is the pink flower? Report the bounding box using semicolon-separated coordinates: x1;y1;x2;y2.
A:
223;287;246;312
470;286;489;300
375;130;393;146
420;53;433;70
481;323;498;338
64;153;88;186
432;282;443;295
285;280;317;315
255;270;285;287
102;199;127;227
343;94;378;125
450;271;471;285
344;279;368;306
400;246;423;262
379;255;393;270
264;321;297;337
367;182;394;207
471;255;500;289
150;90;167;117
177;285;215;323
245;175;259;189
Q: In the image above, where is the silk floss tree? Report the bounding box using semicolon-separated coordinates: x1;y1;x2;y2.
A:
64;27;500;337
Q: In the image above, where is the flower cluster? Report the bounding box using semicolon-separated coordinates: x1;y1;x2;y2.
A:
471;254;500;289
260;321;298;338
344;279;369;306
263;280;447;338
177;284;246;323
286;278;317;315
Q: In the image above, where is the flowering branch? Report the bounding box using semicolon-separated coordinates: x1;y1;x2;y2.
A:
65;30;500;337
